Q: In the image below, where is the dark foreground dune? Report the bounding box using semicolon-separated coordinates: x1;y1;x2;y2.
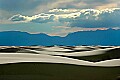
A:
0;62;120;80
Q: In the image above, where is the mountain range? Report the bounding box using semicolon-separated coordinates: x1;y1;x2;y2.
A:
0;29;120;46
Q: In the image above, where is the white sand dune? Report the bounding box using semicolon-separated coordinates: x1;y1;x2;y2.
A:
42;46;96;51
24;47;115;56
0;53;94;66
94;59;120;67
0;53;120;67
40;47;74;51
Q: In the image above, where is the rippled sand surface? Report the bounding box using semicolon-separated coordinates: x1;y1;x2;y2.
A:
0;46;120;67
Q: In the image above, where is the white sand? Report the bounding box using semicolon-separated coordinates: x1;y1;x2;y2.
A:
24;47;115;56
0;46;119;67
0;53;120;67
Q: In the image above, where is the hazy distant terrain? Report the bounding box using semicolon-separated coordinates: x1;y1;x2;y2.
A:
0;29;120;46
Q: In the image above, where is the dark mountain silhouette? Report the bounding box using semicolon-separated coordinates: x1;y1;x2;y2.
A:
0;29;120;46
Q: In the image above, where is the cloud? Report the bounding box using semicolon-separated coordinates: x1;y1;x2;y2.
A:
0;0;120;19
62;0;120;9
0;0;57;18
9;13;55;23
34;0;74;14
0;9;17;20
9;8;120;28
9;14;27;22
96;3;118;9
0;0;50;12
67;8;120;28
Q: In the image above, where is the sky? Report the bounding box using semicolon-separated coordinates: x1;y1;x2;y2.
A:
0;0;120;36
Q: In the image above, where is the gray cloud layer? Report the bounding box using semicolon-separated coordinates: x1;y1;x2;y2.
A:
0;0;120;18
9;8;120;28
